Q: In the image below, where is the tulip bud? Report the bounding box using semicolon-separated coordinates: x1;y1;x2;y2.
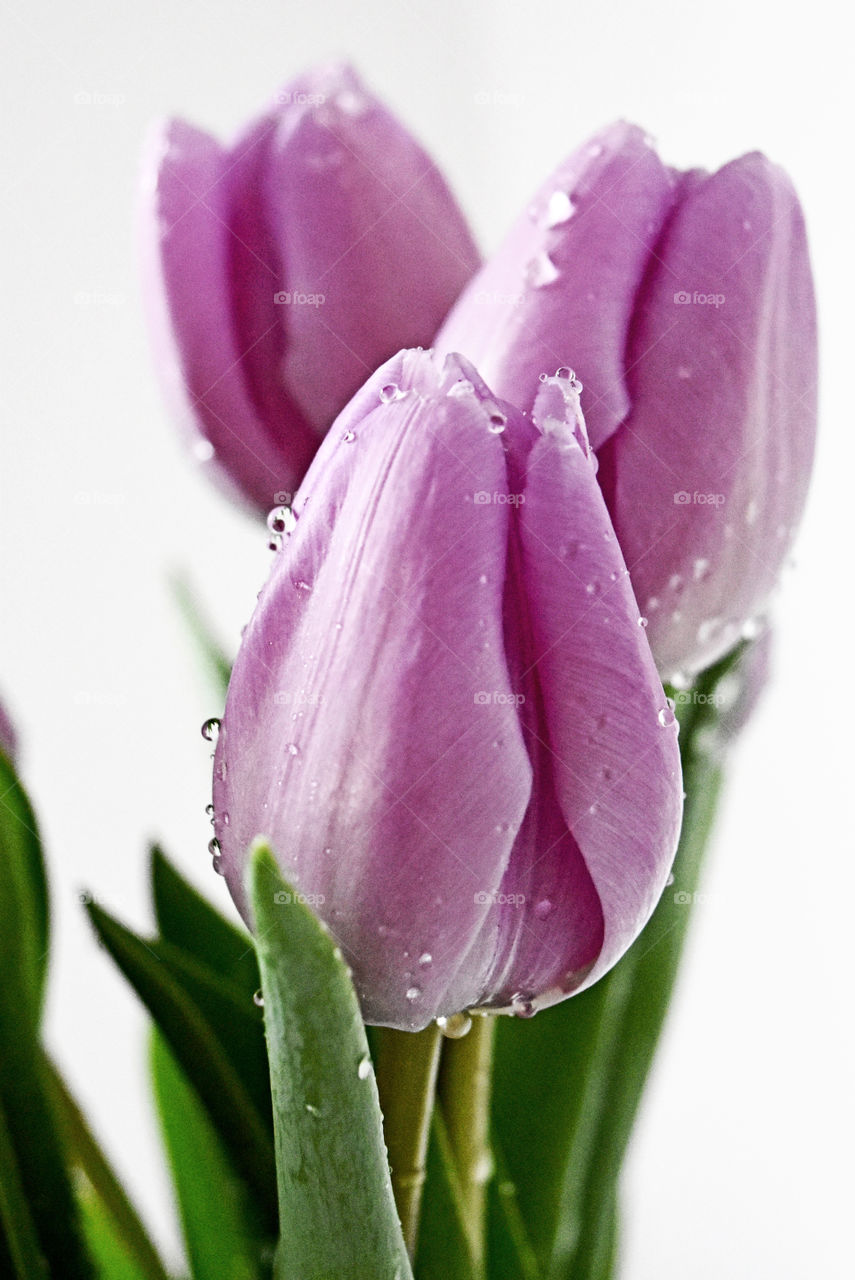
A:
142;63;479;513
212;350;682;1030
437;126;817;681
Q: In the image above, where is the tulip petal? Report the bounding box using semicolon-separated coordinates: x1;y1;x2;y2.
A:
599;154;818;678
140;119;311;511
493;374;682;1004
214;350;532;1029
436;122;677;450
247;64;481;434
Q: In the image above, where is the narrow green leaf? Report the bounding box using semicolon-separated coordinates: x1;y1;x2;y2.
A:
249;844;412;1280
78;1192;153;1280
0;1094;47;1278
151;1031;269;1280
170;572;233;698
44;1057;170;1280
0;752;94;1278
151;845;259;997
0;748;49;1018
487;1139;543;1280
415;1113;477;1280
86;902;276;1230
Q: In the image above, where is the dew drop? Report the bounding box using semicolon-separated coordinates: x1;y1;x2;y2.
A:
511;992;537;1018
379;383;403;403
555;365;583;392
418;952;433;967
638;616;648;628
658;702;677;727
357;1055;372;1080
478;573;488;585
692;557;710;581
287;743;300;756
525;250;560;288
666;871;675;886
253;989;264;1008
534;898;553;920
205;802;215;821
201;718;220;743
437;1012;473;1039
305;1103;321;1117
342;429;356;443
216;760;227;782
295;580;311;592
193;437;215;461
545;190;575;226
487;411;507;434
405;986;421;1002
677;365;692;380
208;837;220;857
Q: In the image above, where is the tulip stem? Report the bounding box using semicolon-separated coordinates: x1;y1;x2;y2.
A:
438;1013;496;1274
375;1023;443;1258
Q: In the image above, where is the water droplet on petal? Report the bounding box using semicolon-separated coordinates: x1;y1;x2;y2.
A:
287;743;300;756
525;250;560;288
357;1055;372;1079
692;557;710;581
418;952;432;967
487;411;507;434
511;992;538;1018
205;802;215;821
267;533;283;552
666;871;675;887
201;718;220;743
638;616;648;628
379;383;403;403
342;429;356;443
193;437;215;461
534;898;553;920
545;190;575;226
437;1012;473;1038
253;989;264;1007
405;986;421;1001
658;702;677;727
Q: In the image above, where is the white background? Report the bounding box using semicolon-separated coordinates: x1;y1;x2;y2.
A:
1;1;851;1275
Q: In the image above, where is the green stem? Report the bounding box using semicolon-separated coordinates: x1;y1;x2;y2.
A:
44;1057;170;1280
375;1024;443;1257
438;1014;496;1274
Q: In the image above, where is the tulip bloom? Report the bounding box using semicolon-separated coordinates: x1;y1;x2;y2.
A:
212;349;682;1030
142;63;479;513
437;124;817;680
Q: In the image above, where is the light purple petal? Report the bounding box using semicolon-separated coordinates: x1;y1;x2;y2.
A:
214;350;532;1029
436;122;677;450
481;374;682;1006
140;119;313;511
599;154;817;679
240;63;481;435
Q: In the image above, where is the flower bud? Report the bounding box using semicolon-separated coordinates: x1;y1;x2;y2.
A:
212;350;682;1029
142;64;479;513
437;126;817;680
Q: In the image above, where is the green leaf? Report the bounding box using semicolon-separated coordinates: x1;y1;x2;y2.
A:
151;1031;270;1280
487;1140;543;1280
44;1057;170;1280
85;902;276;1231
489;651;740;1280
170;572;233;698
0;751;95;1278
415;1113;477;1280
151;845;259;998
0;747;49;1018
0;1094;46;1278
249;843;413;1280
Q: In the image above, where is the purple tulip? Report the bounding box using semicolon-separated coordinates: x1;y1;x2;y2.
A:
141;63;479;513
437;125;817;680
212;349;682;1030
